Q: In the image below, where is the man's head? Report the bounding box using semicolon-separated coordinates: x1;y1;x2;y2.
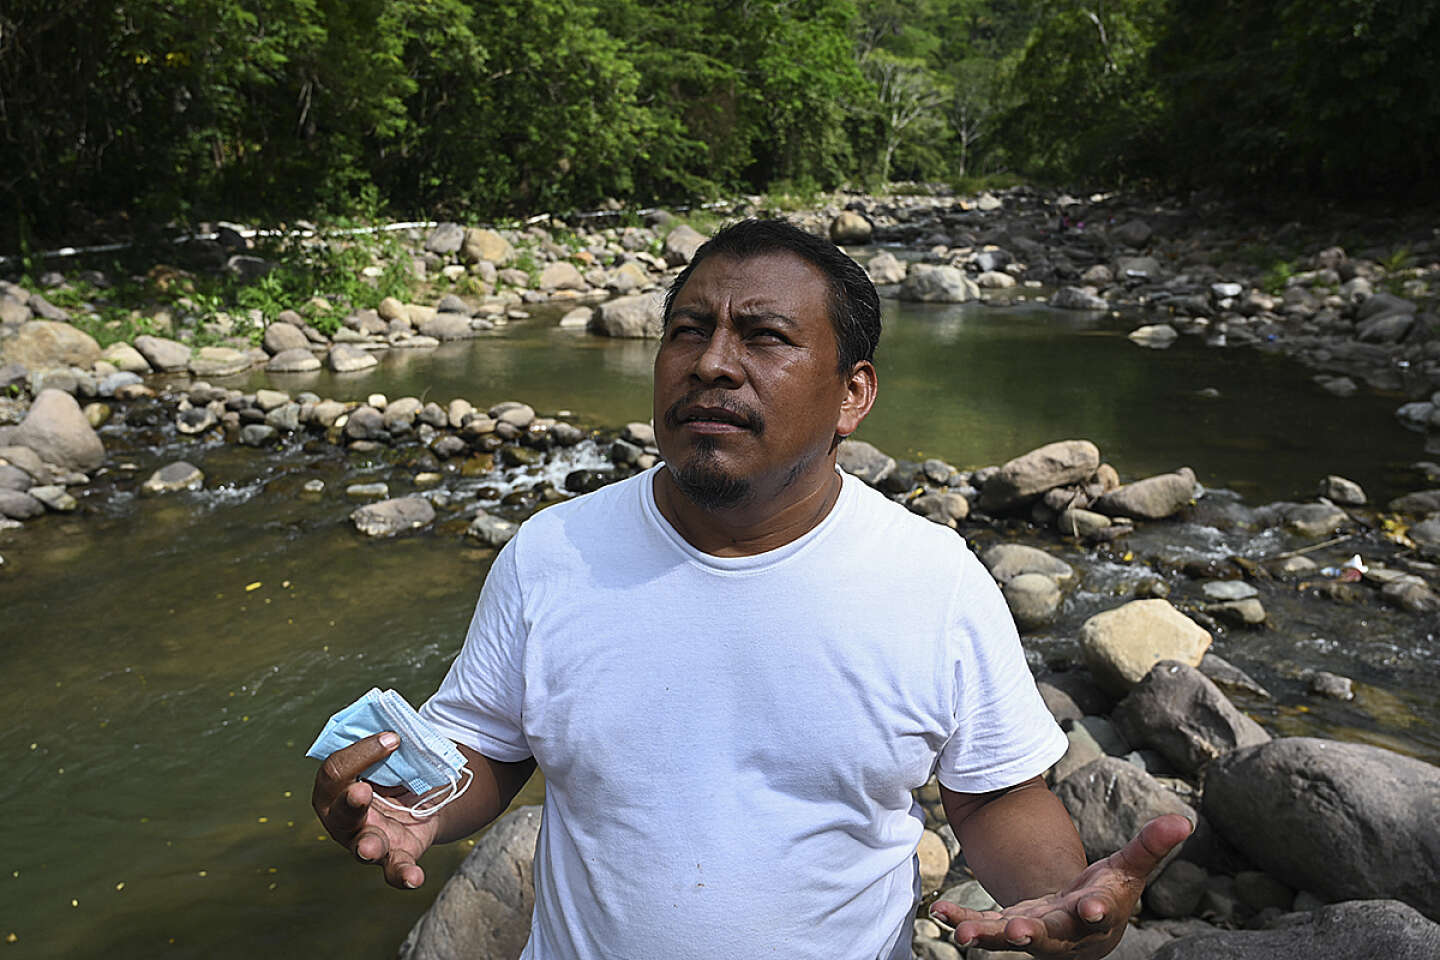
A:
652;220;880;513
663;219;881;372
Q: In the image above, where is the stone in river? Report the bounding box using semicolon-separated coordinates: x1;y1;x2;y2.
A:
1056;507;1113;539
461;227;515;266
141;461;204;495
1309;671;1354;700
1080;598;1212;695
238;424;278;447
263;322;310;355
176;405;217;435
0;488;45;519
1051;286;1108;310
97;372;142;398
3;388;105;470
1149;900;1440;960
265;403;301;432
559;307;592;329
132;335;192;372
254;389;290;411
101;341;152;373
1202;580;1257;601
0;320;100;371
829;211;872;244
662;224;706;266
589;291;664;339
1284;502;1348;537
1203;738;1440;918
866;251;906;285
836;438;895;487
419;313;477;340
980;440;1100;513
1128;324;1178;348
1092;470;1195;521
1002;572;1062;630
909;492;969;528
435;294;472;316
537;262;586;292
28;484;77;512
327;344;378;372
351;497;435;538
1319;474;1366;505
1208;597;1266;626
267;348;320;373
188;346;251;377
1145;859;1207;919
980;543;1074;584
1055;756;1196;865
899;264;979;303
467;510;519;547
0;464;31;491
494;403;536;430
1112;661;1270;775
1199;653;1271;699
345;482;389;500
1387;489;1440;516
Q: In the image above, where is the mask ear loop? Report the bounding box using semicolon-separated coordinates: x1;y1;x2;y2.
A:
371;764;474;819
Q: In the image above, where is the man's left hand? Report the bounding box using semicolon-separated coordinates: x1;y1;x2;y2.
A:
928;814;1193;960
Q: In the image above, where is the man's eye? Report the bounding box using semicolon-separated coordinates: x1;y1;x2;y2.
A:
669;324;706;339
750;328;788;343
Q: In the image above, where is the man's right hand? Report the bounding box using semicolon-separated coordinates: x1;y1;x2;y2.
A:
311;731;441;890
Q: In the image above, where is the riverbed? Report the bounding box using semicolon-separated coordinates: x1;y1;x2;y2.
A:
3;298;1436;957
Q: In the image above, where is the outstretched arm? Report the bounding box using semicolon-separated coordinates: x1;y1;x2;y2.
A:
312;732;537;890
932;777;1192;959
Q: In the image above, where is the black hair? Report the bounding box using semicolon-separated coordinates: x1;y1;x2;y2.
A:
662;218;881;371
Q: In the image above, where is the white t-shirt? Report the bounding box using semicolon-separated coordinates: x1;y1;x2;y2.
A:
421;467;1066;960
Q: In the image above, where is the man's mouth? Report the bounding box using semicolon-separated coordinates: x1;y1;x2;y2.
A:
664;398;763;434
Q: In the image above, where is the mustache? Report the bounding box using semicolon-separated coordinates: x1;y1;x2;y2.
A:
662;392;766;434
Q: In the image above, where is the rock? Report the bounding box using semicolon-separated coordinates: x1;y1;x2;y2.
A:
346;482;391;500
1234;870;1294;913
425;222;465;255
1057;507;1114;539
866;251;907;285
1319;475;1366;505
1054;757;1196;864
980;440;1100;513
253;389;289;412
836;439;895;486
188;346;251;377
1198;653;1271;699
97;372;142;398
830;211;872;244
1283;502;1348;538
1114;256;1165;281
350;497;435;538
1051;286;1108;310
1129;324;1179;348
909;491;969;528
467;510;519;547
6;389;104;470
1052;724;1106;784
917;828;950;894
344;406;386;441
141;461;204;495
0;488;44;519
27;484;76;512
1149;900;1440;960
1003;573;1063;630
175;405;216;434
1113;220;1154;247
975;192;1002;211
262;322;311;355
1389;489;1440;515
0;463;30;491
0;321;101;370
1112;661;1270;775
1080;599;1212;695
265;403;301;432
899;264;979;303
662;224;706;266
100;342;151;373
606;262;649;294
1309;671;1354;700
238;424;278;446
1146;859;1208;918
559;306;593;329
1382;575;1440;612
1092;470;1194;521
267;348;321;373
417;313;476;340
382;397;423;432
1204;738;1440;917
1209;598;1266;626
495;403;536;430
1202;581;1257;601
1357;292;1417;322
914;939;962;960
435;294;472;316
1358;312;1414;343
461;228;515;266
590;291;664;339
538;261;586;291
447;399;475;429
328;344;378;372
981;543;1075;584
132;335;192;372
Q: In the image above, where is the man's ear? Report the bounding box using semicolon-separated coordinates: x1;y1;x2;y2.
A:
836;360;878;439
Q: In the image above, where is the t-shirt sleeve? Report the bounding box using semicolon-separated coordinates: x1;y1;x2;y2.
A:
934;548;1067;794
418;536;532;762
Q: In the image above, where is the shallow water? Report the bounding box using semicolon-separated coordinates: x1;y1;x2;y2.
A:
3;300;1435;956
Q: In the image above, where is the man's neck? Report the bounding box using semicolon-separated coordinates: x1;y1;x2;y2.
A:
652;463;844;557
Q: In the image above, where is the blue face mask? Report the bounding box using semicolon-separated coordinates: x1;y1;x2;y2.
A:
306;688;472;818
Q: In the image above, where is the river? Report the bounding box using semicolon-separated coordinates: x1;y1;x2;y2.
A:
3;297;1436;956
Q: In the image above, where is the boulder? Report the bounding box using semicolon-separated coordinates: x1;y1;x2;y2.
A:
267;349;321;373
590;292;664;339
1204;738;1440;918
398;806;541;960
1112;661;1270;775
980;543;1075;584
467;511;519;547
1319;475;1366;505
350;497;436;538
1051;286;1108;310
1114;256;1165;280
1283;502;1348;538
100;342;152;373
1388;489;1440;516
1128;324;1178;348
866;251;907;285
836;439;895;487
462;228;515;266
238;424;278;446
1054;757;1196;864
980;440;1100;513
435;294;473;316
1092;470;1195;521
538;261;586;291
344;406;386;441
1145;859;1208;918
0;321;101;370
662;224;706;266
1150;900;1440;960
1080;599;1212;695
1112;220;1153;247
133;335;192;371
910;492;970;528
328;344;378;372
0;488;44;519
417;313;476;340
27;484;76;512
899;265;980;303
830;211;873;244
1003;573;1063;631
188;346;251;377
141;461;204;495
424;222;465;255
5;388;104;470
917;828;950;894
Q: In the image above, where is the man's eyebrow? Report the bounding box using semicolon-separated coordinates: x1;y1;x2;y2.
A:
668;305;714;322
733;310;797;327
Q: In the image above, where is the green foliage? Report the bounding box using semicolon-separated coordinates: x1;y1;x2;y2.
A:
1260;261;1296;296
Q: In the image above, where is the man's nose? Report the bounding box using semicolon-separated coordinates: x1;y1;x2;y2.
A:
694;328;744;385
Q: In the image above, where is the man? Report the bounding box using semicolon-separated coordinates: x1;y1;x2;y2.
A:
313;219;1191;959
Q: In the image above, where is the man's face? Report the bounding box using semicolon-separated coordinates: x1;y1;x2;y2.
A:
653;251;871;510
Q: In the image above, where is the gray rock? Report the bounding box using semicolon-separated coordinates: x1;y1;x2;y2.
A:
467;510;519;547
141;461;204;495
900;265;980;303
1080;599;1212;695
1113;220;1154;247
350;497;434;537
0;446;53;484
620;421;655;447
1234;870;1293;913
1112;661;1271;775
1054;756;1196;864
253;389;290;412
266;348;321;373
461;228;515;266
0;488;44;519
27;484;76;512
435;294;473;316
238;424;278;446
981;543;1075;584
1318;474;1366;505
909;491;970;528
1129;324;1179;348
98;342;150;374
1357;292;1418;321
344;406;386;441
662;224;706;266
1202;580;1257;601
836;439;896;486
830;211;873;244
590;291;664;338
176;404;218;435
1283;502;1348;537
0;321;101;370
1198;653;1271;699
1358;312;1414;342
265;402;302;432
1037;681;1085;725
415;313;475;340
1382;575;1440;612
1092;470;1195;521
866;251;907;285
1056;507;1114;539
1147;859;1208;918
382;397;423;432
1150;900;1440;960
1052;724;1105;784
913;939;962;960
1003;572;1063;630
1204;738;1440;918
188;346;251;377
6;389;105;470
1208;598;1266;626
537;261;586;291
328;344;378;372
1051;286;1108;310
981;440;1100;513
1387;489;1440;516
262;322;311;355
1308;671;1354;700
1115;256;1165;280
424;222;465;255
495;403;536;430
96;371;142;398
0;463;31;491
